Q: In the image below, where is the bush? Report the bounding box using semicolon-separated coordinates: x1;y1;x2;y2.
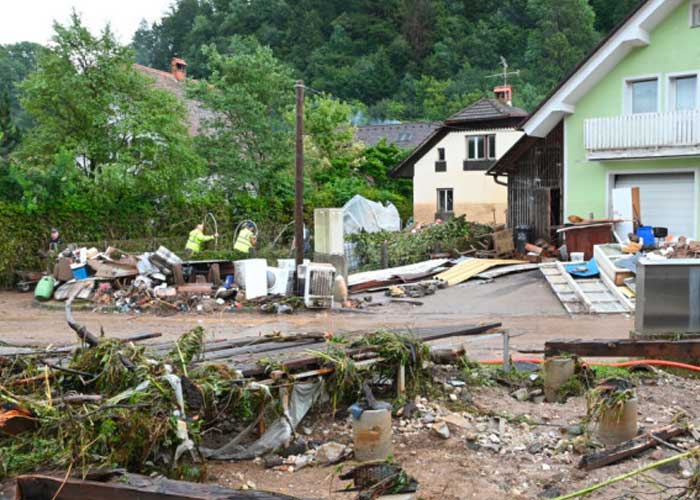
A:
348;216;492;270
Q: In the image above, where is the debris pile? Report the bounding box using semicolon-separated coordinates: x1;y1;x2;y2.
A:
33;245;318;314
4;314;497;485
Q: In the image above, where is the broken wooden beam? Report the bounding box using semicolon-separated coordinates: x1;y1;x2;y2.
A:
545;338;700;361
15;472;302;500
578;425;687;471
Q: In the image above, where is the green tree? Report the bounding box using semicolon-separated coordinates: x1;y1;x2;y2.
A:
132;19;156;67
525;0;598;89
0;90;20;158
16;12;202;211
187;37;295;219
0;41;41;129
589;0;641;33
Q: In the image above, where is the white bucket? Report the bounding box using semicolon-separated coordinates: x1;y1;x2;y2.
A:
570;252;585;263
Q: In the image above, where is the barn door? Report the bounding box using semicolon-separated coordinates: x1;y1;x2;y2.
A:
533;188;552;240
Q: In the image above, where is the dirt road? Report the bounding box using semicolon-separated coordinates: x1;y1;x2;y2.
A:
0;272;633;359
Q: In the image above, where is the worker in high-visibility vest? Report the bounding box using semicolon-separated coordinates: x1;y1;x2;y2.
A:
234;222;257;256
185;224;218;257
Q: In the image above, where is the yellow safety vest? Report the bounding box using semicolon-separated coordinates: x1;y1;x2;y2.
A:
185;229;213;254
234;227;255;253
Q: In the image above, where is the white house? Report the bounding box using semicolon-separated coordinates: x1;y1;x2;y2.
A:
390;87;527;225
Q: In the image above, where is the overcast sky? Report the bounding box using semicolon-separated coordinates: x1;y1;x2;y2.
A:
0;0;174;45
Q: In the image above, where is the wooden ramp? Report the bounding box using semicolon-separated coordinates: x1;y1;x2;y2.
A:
539;262;631;314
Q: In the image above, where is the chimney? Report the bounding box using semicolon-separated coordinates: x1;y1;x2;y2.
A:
170;57;187;81
494;85;513;106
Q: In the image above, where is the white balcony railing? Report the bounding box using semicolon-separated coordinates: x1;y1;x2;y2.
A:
584;110;700;159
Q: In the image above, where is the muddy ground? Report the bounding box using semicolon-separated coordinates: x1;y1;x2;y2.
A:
0;272;633;360
5;271;686;500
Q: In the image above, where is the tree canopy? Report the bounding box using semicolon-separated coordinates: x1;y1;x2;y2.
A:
131;0;639;119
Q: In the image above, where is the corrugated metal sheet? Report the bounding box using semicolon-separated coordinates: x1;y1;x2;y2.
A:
348;259;449;287
436;259;524;286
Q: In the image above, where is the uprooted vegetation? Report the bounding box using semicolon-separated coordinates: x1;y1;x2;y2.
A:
0;327;434;481
0;327;241;480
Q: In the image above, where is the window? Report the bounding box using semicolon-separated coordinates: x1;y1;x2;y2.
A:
437;188;453;213
674;76;698;110
628;79;658;114
467;134;496;160
488;135;496;159
435;147;446;172
692;3;700;27
467;136;484;160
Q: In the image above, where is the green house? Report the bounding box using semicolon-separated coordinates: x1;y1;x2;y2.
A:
490;0;700;240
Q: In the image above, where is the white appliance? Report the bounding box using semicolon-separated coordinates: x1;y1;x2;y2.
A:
314;208;344;255
266;266;290;295
234;259;268;299
303;263;336;309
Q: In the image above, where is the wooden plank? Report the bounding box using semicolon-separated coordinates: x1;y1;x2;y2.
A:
545;338;700;359
578;425;686;471
15;473;302;500
200;338;324;361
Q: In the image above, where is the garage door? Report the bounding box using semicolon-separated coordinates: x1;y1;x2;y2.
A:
614;172;695;238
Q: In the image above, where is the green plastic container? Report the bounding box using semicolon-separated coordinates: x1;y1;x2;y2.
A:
34;276;56;301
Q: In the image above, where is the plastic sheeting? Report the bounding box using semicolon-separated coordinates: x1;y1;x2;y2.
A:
202;380;324;460
343;195;400;235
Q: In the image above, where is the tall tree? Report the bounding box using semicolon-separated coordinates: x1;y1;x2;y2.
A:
186;36;295;213
0;41;41;129
132;19;156;67
525;0;598;90
0;89;20;158
17;13;201;189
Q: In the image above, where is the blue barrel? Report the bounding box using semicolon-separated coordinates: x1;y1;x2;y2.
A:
636;226;654;247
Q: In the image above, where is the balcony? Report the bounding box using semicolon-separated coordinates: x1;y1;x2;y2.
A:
584;110;700;160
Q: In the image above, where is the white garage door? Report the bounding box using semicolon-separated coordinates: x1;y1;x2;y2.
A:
614;172;695;238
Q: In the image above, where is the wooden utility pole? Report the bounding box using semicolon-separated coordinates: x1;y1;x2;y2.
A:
294;81;305;271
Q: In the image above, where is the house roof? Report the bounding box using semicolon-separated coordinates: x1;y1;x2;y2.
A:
388;99;528;179
133;63;214;136
355;122;440;149
487;0;681;177
521;0;682;138
445;98;527;125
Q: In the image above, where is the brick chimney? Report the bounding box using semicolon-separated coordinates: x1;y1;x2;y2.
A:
494;85;513;106
170;57;187;81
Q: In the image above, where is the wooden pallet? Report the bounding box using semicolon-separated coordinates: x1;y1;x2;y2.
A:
540;262;631;314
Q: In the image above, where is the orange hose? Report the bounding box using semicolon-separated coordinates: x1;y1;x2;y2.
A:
478;358;700;372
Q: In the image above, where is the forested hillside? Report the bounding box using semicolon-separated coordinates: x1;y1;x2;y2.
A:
131;0;641;121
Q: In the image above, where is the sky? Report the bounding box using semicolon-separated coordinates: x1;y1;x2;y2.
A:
0;0;174;45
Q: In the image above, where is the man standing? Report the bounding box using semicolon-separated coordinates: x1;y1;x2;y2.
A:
234;222;257;256
48;228;63;253
185;223;218;257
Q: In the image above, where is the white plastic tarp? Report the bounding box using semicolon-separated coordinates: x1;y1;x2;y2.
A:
343;195;400;235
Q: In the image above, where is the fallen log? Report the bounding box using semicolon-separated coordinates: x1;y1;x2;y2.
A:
232;323;503;377
15;472;302;500
578;425;687;471
545;338;700;361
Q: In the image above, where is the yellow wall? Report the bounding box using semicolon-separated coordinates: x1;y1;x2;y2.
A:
412;129;522;224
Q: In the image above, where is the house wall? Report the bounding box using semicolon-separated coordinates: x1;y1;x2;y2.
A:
565;0;700;235
412;129;522;224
